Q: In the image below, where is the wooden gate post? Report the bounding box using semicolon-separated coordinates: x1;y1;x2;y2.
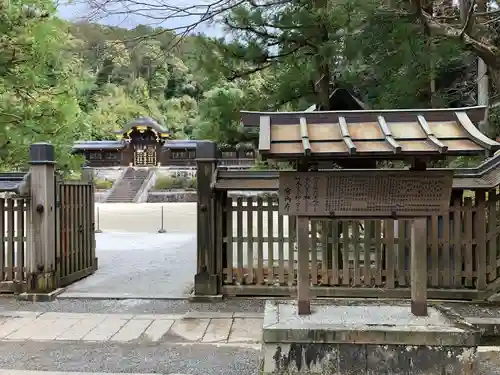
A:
411;217;428;316
26;142;57;293
194;141;219;296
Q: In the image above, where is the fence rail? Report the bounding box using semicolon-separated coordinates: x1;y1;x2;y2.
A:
219;190;500;299
0;197;28;292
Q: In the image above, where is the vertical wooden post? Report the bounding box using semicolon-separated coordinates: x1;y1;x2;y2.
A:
27;142;57;293
216;189;228;292
194;141;219;296
297;216;311;315
475;190;487;290
411;217;428;316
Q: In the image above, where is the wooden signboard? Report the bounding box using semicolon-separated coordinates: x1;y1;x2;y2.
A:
279;170;453;218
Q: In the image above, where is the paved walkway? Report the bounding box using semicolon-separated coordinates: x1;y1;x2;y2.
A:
0;311;263;345
0;309;262;375
2;307;500;374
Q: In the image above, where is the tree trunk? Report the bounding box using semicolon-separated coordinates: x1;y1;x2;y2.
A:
476;0;490;134
423;1;436;107
313;0;331;110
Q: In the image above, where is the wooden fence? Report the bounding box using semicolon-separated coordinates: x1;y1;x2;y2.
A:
193;141;500;300
0;143;97;295
219;190;500;300
56;181;96;287
0;197;28;292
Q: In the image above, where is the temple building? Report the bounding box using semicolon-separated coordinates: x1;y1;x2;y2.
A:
73;90;363;167
73;117;255;167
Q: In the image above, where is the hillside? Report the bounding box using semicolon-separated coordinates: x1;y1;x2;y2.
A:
1;0;499;171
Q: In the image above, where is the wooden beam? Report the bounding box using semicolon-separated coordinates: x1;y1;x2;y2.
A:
416;115;448;153
258;116;271;152
411;218;428;316
455;111;499;150
377;116;402;154
299;117;312;156
297;216;311;315
338;116;356;154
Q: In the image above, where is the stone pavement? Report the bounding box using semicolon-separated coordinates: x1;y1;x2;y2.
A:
0;310;263;345
3;303;500;374
0;308;263;375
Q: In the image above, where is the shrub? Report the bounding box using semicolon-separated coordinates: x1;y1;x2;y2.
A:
94;178;114;190
154;175;197;190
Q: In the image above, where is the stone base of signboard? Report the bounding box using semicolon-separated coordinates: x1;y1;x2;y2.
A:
262;300;479;375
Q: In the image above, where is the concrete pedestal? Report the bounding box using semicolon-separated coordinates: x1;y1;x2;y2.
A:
262;301;479;375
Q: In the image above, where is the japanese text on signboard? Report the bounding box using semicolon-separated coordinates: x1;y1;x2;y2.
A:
278;171;453;217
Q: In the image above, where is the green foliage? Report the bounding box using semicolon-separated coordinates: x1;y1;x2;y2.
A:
94;178;114;190
0;0;89;171
251;158;294;171
489;107;500;138
153;175;197;190
1;0;498;174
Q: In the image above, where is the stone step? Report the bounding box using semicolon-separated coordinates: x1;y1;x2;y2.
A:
105;168;150;203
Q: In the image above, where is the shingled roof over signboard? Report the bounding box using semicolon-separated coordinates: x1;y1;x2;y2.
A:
240;105;500;160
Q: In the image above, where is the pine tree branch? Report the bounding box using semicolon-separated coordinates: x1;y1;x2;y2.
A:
409;0;500;68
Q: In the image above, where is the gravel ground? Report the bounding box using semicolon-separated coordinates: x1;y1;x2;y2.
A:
0;339;499;374
63;232;196;299
0;341;261;375
1;297;500;318
0;298;266;314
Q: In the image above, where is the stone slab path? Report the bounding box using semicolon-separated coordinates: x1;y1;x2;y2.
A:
0;311;263;345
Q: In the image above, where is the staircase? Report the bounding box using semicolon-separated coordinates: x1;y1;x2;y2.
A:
105;167;149;203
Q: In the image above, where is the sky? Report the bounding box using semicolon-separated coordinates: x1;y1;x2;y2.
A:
56;0;222;35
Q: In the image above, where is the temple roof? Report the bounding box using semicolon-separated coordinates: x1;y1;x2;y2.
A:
73;141;125;151
114;117;169;135
162;140;201;150
240;105;500;160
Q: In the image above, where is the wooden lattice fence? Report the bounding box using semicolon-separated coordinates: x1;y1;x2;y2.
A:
56;181;96;287
0;143;97;295
0;197;28;292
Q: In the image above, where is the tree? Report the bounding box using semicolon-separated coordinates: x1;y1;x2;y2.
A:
0;0;89;171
